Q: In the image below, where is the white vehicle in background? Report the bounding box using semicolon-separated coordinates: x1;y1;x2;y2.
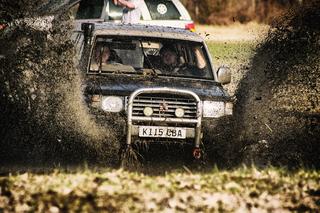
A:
72;0;195;31
0;0;194;32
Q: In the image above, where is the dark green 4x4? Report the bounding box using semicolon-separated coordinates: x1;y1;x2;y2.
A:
74;23;233;160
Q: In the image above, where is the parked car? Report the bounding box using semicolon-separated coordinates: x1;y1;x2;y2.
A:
74;23;232;161
72;0;195;31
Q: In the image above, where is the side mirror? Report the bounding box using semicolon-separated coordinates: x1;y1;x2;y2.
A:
217;66;231;85
81;23;95;44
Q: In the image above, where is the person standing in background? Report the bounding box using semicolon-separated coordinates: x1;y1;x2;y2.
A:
113;0;143;24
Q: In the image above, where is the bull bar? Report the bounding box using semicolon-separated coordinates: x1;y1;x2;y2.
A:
126;87;203;148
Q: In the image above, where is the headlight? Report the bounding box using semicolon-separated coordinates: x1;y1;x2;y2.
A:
101;96;124;112
202;101;233;118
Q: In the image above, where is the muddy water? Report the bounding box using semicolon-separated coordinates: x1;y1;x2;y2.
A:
233;1;320;168
0;1;119;167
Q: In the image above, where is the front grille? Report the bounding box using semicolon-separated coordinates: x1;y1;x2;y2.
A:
132;95;197;119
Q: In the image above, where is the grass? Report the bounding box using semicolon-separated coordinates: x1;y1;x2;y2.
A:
196;22;269;42
198;22;268;95
1;167;319;212
206;41;256;95
207;41;255;66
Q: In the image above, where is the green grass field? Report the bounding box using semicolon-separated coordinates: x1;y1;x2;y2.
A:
206;41;256;95
207;41;255;65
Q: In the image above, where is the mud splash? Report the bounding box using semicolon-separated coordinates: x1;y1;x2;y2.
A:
234;1;320;168
0;1;120;167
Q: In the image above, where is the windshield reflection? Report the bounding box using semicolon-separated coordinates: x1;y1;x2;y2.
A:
89;36;213;79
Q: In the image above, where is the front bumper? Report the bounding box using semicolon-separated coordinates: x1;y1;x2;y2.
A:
126;87;202;148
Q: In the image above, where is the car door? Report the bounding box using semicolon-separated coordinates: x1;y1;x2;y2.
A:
139;0;193;29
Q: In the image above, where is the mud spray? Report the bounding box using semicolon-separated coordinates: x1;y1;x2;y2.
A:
232;1;320;169
0;1;120;167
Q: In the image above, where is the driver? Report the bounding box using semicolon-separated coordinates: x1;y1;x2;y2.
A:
159;45;179;73
156;44;207;76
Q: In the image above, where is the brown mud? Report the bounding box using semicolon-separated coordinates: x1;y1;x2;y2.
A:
232;1;320;169
0;1;119;167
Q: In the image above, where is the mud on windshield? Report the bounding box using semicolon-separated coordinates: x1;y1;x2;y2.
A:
88;36;214;79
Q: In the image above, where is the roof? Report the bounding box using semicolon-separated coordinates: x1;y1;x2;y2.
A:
91;23;203;42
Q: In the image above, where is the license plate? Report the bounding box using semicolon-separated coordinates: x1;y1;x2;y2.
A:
139;126;186;139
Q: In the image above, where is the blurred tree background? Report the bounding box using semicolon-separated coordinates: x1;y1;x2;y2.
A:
181;0;305;24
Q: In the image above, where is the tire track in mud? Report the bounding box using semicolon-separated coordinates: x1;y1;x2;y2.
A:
0;1;120;167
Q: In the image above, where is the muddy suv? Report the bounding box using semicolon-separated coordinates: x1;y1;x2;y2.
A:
75;23;233;159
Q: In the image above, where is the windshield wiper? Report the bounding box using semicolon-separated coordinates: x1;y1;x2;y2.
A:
139;40;157;77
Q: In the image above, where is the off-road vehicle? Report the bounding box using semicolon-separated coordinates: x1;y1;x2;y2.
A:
74;23;233;160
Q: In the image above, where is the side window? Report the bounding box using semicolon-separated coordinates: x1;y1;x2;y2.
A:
108;1;123;20
76;0;104;19
145;0;181;20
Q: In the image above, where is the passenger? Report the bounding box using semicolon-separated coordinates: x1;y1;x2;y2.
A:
92;43;122;68
113;0;144;24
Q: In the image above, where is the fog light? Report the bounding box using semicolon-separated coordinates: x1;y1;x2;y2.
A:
143;107;153;116
175;108;185;118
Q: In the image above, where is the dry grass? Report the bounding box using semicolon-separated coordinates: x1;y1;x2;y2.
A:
0;167;319;212
206;40;255;96
197;23;269;95
196;22;269;42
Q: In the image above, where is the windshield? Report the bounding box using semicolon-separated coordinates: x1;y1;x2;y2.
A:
89;36;213;80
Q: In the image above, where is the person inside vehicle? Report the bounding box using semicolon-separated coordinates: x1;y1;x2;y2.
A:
157;44;208;77
113;0;144;24
158;45;179;73
91;43;122;70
